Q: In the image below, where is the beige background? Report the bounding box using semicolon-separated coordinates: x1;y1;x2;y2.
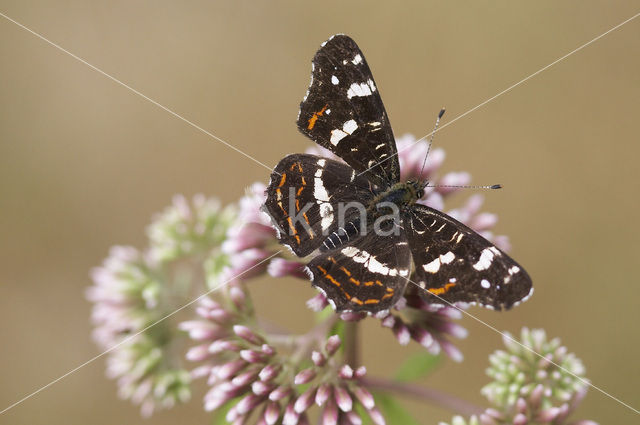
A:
1;1;639;424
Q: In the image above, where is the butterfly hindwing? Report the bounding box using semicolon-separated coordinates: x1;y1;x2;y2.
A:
306;219;411;312
297;34;400;188
263;153;374;256
405;205;533;310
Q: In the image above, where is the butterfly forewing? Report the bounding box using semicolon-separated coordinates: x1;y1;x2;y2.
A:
263;154;374;256
297;34;400;188
405;205;533;310
306;220;411;312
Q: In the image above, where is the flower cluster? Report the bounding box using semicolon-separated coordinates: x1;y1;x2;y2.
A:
87;136;546;422
181;282;386;424
440;328;597;425
87;195;235;416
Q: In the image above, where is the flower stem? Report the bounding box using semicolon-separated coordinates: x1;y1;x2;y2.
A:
361;376;484;417
343;321;359;367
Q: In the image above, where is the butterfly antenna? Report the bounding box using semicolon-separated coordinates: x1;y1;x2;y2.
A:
425;184;502;190
418;107;446;180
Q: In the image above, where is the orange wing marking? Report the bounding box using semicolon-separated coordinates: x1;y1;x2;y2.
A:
339;267;351;276
278;172;287;187
307;104;329;130
286;217;301;245
427;282;456;295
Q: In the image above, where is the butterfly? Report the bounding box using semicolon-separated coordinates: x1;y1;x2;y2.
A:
263;34;533;313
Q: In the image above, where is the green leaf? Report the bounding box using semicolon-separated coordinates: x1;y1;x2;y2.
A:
395;351;441;382
375;393;421;425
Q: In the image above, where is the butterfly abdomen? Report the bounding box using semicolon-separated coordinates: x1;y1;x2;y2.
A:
320;219;362;252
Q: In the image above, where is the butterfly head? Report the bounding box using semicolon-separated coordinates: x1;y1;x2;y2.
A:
408;180;426;200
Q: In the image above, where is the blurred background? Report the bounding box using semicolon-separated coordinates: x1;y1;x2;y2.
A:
1;1;638;423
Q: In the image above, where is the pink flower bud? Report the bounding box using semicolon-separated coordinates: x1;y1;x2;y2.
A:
393;321;410;345
252;380;275;396
346;411;363;425
283;401;300;425
236;393;265;415
186;344;209;362
294;368;317;385
315;383;331;406
311;351;326;367
321;397;338;425
229;285;247;311
367;407;386;425
269;386;292;401
264;401;281;425
306;293;329;311
513;413;528;425
325;335;341;356
294;386;318;413
231;369;259;387
440;340;464;362
352;386;374;409
233;325;265;345
261;344;275;355
216;359;247;380
338;365;354;379
334;386;353;412
240;349;268;364
209;339;241;354
259;364;282;382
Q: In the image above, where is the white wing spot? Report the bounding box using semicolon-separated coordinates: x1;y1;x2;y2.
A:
343;119;358;135
313;178;330;201
347;82;373;99
473;248;495;271
330;129;348;145
314;161;334;229
423;258;440;273
340;247;405;276
325;109;331;115
367;79;376;92
319;203;334;230
440;251;455;264
481;279;491;289
331;75;339;85
352;54;363;65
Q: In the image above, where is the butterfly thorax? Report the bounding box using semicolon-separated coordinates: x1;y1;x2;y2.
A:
369;180;424;212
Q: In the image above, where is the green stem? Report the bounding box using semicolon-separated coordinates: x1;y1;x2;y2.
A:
343;321;359;367
361;376;484;416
